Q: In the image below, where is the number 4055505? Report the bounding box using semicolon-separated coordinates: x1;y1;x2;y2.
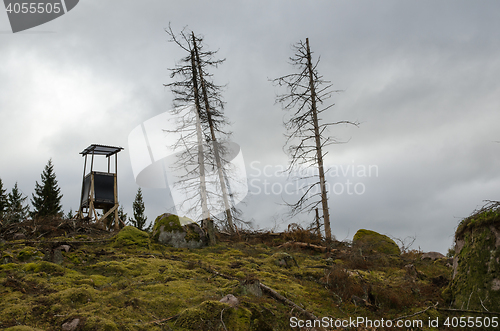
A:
444;316;498;328
6;2;62;14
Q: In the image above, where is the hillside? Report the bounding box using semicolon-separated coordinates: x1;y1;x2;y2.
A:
1;220;459;330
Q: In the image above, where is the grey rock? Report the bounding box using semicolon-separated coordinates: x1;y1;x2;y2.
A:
57;245;71;253
13;233;26;240
52;249;64;265
492;278;500;291
152;213;207;249
220;294;239;307
272;252;298;268
421;251;445;261
62;318;80;331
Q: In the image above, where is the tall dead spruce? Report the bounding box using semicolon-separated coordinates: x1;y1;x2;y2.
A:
273;38;358;245
165;27;236;242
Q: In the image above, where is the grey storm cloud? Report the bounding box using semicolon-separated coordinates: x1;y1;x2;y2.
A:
1;0;500;253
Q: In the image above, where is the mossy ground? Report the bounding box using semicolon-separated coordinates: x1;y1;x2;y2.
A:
113;226;150;248
1;229;457;330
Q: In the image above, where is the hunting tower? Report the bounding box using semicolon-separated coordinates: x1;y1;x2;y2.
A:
77;144;124;230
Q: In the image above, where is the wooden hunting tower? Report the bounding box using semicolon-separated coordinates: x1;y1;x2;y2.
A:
77;144;124;230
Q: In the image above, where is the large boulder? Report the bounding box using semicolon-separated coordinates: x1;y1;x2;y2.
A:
447;207;500;310
152;213;207;249
352;229;401;255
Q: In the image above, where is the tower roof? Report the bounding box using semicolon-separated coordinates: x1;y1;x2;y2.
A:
80;144;124;157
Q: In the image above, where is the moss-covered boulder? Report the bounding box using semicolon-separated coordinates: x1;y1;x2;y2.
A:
176;300;251;330
448;208;500;310
352;229;400;255
152;213;207;249
113;226;150;248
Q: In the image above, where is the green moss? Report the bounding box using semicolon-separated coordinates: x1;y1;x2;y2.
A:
0;225;457;329
66;253;82;265
113;226;150;248
353;229;401;255
4;327;45;331
48;286;95;307
16;247;43;262
23;261;65;274
1;304;31;321
2;251;14;264
457;209;500;237
185;225;201;242
176;300;251;330
0;263;19;271
449;221;500;310
83;316;119;331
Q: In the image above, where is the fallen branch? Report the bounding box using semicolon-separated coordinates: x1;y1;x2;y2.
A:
1;239;113;246
278;241;329;253
259;283;319;321
392;302;439;322
148;314;179;325
436;308;500;315
220;308;228;331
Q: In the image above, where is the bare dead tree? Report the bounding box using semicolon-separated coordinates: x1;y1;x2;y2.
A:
164;25;239;240
191;32;236;235
272;38;358;245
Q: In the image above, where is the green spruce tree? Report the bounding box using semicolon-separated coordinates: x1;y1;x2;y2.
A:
131;188;149;231
0;178;7;222
6;182;29;223
31;159;63;218
66;208;74;219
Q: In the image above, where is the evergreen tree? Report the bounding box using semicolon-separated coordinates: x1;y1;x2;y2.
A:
31;159;63;218
131;188;149;231
66;208;74;219
0;178;7;222
6;182;29;223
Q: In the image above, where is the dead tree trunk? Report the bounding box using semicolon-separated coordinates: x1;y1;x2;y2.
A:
189;49;215;244
305;38;332;245
272;37;358;245
192;33;235;235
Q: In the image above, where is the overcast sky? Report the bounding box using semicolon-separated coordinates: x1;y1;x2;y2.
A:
1;0;500;253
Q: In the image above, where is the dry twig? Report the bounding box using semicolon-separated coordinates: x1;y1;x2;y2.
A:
392;302;439;322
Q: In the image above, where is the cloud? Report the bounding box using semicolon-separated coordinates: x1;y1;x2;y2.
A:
1;1;500;253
